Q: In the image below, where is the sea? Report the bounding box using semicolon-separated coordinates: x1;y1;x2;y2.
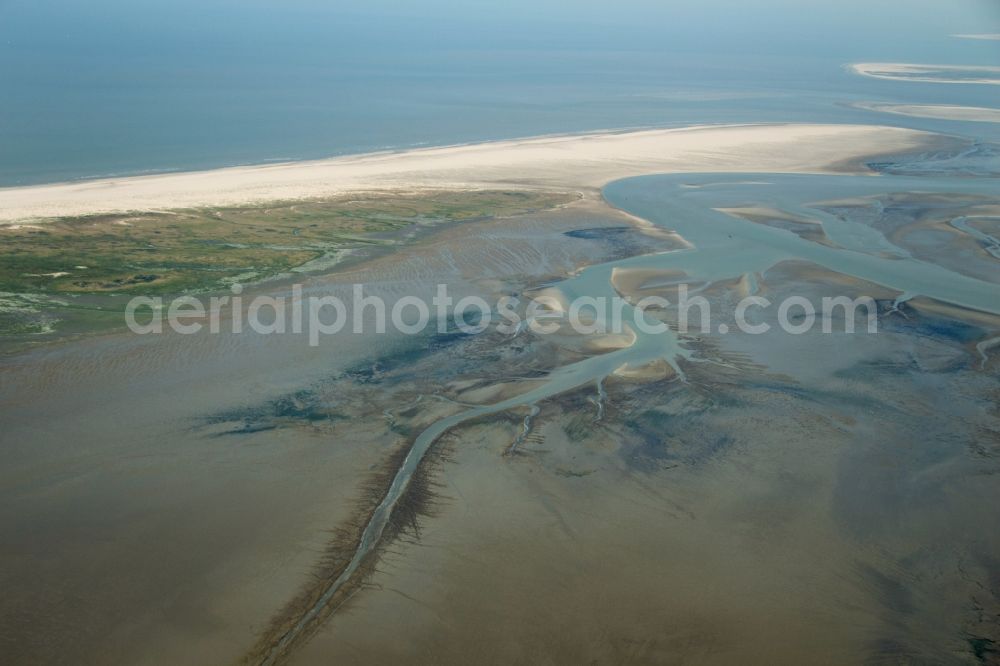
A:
0;0;998;186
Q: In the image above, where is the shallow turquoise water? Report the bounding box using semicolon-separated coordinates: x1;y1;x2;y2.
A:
602;173;1000;315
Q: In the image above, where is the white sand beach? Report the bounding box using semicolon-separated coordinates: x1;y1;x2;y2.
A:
0;124;934;223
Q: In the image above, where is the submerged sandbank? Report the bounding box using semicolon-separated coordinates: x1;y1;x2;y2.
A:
952;33;1000;41
852;102;1000;123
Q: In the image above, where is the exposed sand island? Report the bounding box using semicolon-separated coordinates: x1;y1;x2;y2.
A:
852;102;1000;123
952;33;1000;40
0;124;936;223
849;62;1000;85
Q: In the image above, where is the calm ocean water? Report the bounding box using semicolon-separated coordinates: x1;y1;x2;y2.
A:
1;0;998;186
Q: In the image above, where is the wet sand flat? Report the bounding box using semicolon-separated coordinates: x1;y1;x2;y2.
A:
2;128;999;666
0;199;672;665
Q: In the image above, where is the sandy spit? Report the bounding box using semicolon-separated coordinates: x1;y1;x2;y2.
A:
0;123;934;223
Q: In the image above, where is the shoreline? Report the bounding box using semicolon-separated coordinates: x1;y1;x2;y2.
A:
1;122;680;190
0;123;940;223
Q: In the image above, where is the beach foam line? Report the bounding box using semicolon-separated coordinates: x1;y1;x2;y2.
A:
0;123;936;223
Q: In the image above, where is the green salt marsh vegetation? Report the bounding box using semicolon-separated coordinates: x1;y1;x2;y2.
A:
0;189;574;346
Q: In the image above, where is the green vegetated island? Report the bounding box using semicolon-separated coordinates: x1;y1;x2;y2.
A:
0;190;573;344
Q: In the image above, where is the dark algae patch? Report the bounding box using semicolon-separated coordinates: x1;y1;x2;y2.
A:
968;636;998;664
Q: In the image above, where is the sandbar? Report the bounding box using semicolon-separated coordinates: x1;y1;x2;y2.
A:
849;62;1000;85
852;102;1000;123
